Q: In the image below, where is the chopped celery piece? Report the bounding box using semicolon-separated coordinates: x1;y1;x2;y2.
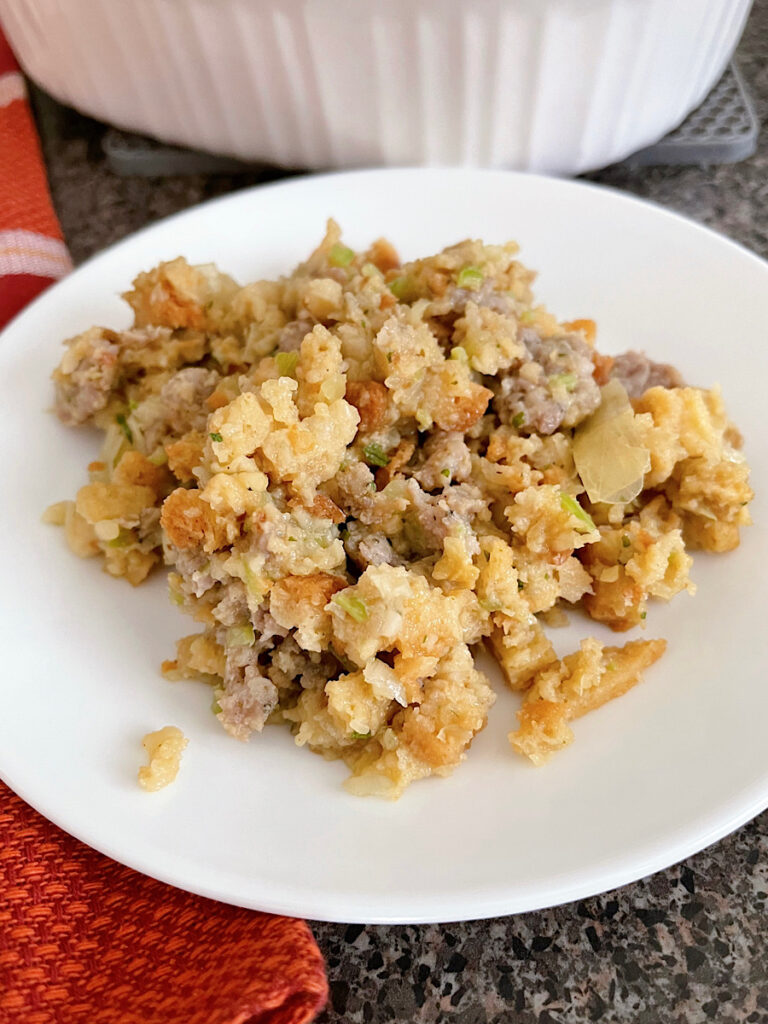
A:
332;592;369;623
329;242;355;267
275;351;299;377
560;493;596;533
457;265;483;289
549;372;578;392
227;624;255;648
362;442;389;468
106;529;132;548
148;447;168;466
115;413;133;443
241;559;265;600
329;242;356;268
389;276;416;301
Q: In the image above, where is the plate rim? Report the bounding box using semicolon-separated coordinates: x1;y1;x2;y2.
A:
3;760;767;924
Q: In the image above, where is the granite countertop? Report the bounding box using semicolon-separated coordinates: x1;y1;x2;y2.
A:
33;3;768;1021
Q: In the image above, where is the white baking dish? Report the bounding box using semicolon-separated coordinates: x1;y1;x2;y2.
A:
0;0;754;174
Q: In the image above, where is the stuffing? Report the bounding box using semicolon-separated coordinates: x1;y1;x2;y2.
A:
345;380;392;435
488;615;557;691
327;564;485;668
165;430;207;483
269;573;346;652
124;257;238;332
505;485;600;555
452;301;525;375
53;327;120;425
509;638;666;764
75;481;156;527
160;487;234;553
344;646;496;799
581;496;695;630
47;222;752;796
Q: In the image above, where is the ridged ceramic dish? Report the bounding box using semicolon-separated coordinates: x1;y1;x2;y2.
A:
0;0;754;172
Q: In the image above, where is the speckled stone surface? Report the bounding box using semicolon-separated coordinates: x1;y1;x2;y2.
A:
31;3;768;1020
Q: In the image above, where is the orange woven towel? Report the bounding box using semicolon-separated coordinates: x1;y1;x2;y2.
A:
0;25;329;1024
0;26;71;328
0;785;328;1024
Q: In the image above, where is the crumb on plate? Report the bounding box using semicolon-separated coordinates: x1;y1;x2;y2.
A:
138;725;188;791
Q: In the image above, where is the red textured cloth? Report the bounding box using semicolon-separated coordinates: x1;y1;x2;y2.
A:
0;25;329;1024
0;26;71;327
0;785;328;1024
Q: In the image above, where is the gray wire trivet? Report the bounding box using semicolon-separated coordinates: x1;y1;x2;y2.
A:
624;61;758;168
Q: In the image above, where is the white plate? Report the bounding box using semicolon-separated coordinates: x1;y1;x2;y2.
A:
1;169;766;924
